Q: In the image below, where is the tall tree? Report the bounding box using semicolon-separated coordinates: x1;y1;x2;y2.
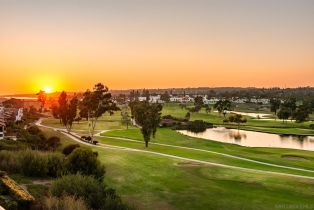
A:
121;111;131;129
57;91;78;132
293;104;311;123
270;98;281;116
160;91;170;102
228;114;247;130
283;98;297;120
80;83;119;138
37;90;47;112
194;96;204;107
277;106;290;123
214;100;232;118
129;101;162;147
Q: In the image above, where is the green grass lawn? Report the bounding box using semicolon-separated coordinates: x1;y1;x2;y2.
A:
102;128;314;172
39;126;314;210
42;111;134;134
97;146;314;210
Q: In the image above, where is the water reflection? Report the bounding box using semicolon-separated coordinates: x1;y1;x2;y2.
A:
178;127;314;151
229;131;247;141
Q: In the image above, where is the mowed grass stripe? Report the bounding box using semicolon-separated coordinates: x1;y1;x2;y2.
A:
96;136;314;177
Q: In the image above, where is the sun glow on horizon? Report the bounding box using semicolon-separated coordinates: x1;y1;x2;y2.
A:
43;86;53;94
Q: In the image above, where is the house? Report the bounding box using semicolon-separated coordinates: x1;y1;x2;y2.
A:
250;98;270;104
0;107;23;140
138;95;164;103
0;118;5;140
170;95;194;103
203;97;219;105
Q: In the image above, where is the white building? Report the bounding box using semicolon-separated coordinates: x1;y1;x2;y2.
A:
0;107;23;140
138;95;164;103
203;97;220;104
170;95;194;103
15;108;23;121
0;118;5;140
250;98;270;104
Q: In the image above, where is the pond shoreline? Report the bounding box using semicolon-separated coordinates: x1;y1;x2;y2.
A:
178;127;314;152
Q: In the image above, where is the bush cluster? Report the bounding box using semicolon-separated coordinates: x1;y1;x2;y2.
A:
51;174;133;210
0;150;64;177
0;140;26;151
17;126;60;151
187;120;212;133
64;147;105;180
62;144;80;156
44;195;90;210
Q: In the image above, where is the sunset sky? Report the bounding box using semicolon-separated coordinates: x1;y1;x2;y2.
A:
0;0;313;94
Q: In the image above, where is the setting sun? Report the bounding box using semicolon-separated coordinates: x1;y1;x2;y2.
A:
43;86;53;94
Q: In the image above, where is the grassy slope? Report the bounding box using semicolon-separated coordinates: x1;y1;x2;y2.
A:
97;148;314;210
102;128;314;171
42;111;134;134
38;126;314;210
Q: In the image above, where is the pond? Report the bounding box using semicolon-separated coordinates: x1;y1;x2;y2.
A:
178;127;314;151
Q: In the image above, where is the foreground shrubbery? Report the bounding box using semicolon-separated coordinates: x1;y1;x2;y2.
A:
62;144;80;156
0;140;26;151
0;171;34;210
44;195;90;210
310;124;314;130
51;174;133;210
0;150;64;177
0;147;106;179
17;126;60;151
64;148;105;180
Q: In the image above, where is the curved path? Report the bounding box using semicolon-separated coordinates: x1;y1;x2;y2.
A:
35;119;314;180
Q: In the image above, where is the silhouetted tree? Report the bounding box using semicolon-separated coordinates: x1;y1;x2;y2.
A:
37;90;47;112
270;98;281;116
227;114;247;129
121;111;131;129
160;91;170;102
58;91;78;132
293;104;311;123
277;107;290;123
214;100;232;118
194;96;204;107
80;83;119;138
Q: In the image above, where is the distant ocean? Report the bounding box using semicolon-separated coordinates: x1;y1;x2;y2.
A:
3;96;37;100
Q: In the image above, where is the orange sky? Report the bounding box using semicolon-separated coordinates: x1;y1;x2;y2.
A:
0;0;313;94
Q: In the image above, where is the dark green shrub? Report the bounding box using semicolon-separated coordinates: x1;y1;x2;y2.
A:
63;148;105;180
47;153;64;177
0;150;64;177
18;150;48;177
46;136;61;151
62;144;80;156
51;174;132;210
187;120;212;133
50;174;107;210
0;140;26;151
310;124;314;129
44;195;90;210
26;126;41;135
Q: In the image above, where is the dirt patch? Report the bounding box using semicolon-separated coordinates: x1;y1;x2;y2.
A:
32;179;52;186
281;155;309;161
